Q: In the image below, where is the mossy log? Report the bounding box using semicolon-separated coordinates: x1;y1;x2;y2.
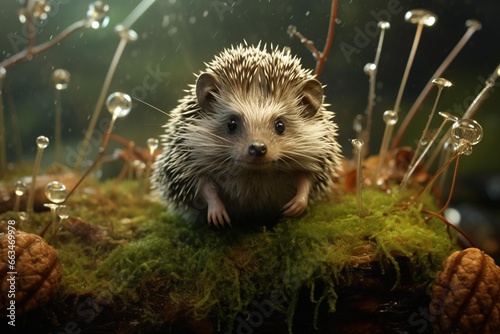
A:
0;181;455;333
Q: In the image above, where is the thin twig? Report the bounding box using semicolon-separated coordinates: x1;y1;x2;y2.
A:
391;23;480;149
288;0;338;77
0;19;88;69
315;0;338;76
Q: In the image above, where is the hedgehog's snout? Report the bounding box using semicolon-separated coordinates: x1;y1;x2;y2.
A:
248;141;267;157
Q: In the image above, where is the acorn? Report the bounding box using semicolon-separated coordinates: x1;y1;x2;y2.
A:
0;230;62;316
430;247;500;334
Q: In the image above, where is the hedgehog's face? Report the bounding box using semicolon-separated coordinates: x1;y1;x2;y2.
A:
194;72;326;172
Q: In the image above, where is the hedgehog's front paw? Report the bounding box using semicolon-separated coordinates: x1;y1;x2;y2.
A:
281;195;308;217
207;199;231;228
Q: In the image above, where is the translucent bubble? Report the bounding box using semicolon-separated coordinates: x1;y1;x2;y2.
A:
451;119;483;146
147;138;159;152
36;136;49;149
364;63;376;76
106;92;132;118
383;110;398;125
0;67;6;79
351;139;364;151
52;69;71;90
378;21;391;30
15;181;27;197
87;1;110;29
419;138;428;147
56;205;70;220
115;25;138;41
45;181;67;204
405;9;437;27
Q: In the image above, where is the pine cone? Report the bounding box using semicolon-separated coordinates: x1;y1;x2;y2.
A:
0;229;62;316
430;247;500;334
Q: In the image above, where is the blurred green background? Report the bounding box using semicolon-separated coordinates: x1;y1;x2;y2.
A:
1;0;498;171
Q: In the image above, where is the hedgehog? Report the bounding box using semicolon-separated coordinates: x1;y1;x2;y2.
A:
151;43;342;227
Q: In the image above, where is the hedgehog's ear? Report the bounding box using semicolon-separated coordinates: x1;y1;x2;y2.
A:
300;79;323;118
196;73;219;113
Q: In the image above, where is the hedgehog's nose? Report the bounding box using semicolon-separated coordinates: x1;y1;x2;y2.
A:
248;141;267;157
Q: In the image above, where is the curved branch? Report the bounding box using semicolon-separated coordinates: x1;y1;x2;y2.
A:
315;0;338;77
0;19;88;69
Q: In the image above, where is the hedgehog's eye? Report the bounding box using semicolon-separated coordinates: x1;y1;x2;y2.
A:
275;119;285;135
227;116;238;134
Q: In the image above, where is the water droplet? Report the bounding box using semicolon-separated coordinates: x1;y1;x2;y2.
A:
438;111;458;123
36;136;49;149
18;211;29;222
465;19;482;31
147;138;159;152
115;25;138;41
364;63;376;76
132;160;145;170
419;138;428;146
351;139;364;151
202;10;208;18
52;69;71;90
87;1;110;29
432;77;452;88
383;110;398;125
106;92;132;118
378;21;391;30
287;25;297;37
33;0;51;20
0;67;6;79
353;114;364;133
45;181;67;204
457;143;473;156
451;119;483;146
405;9;437;27
15;181;27;196
18;8;27;23
56;205;70;220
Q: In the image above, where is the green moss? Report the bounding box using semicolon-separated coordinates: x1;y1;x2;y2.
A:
94;185;456;331
0;180;457;332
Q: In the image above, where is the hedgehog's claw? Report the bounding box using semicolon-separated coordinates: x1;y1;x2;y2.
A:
202;180;231;227
282;195;308;217
207;200;231;228
282;172;311;217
